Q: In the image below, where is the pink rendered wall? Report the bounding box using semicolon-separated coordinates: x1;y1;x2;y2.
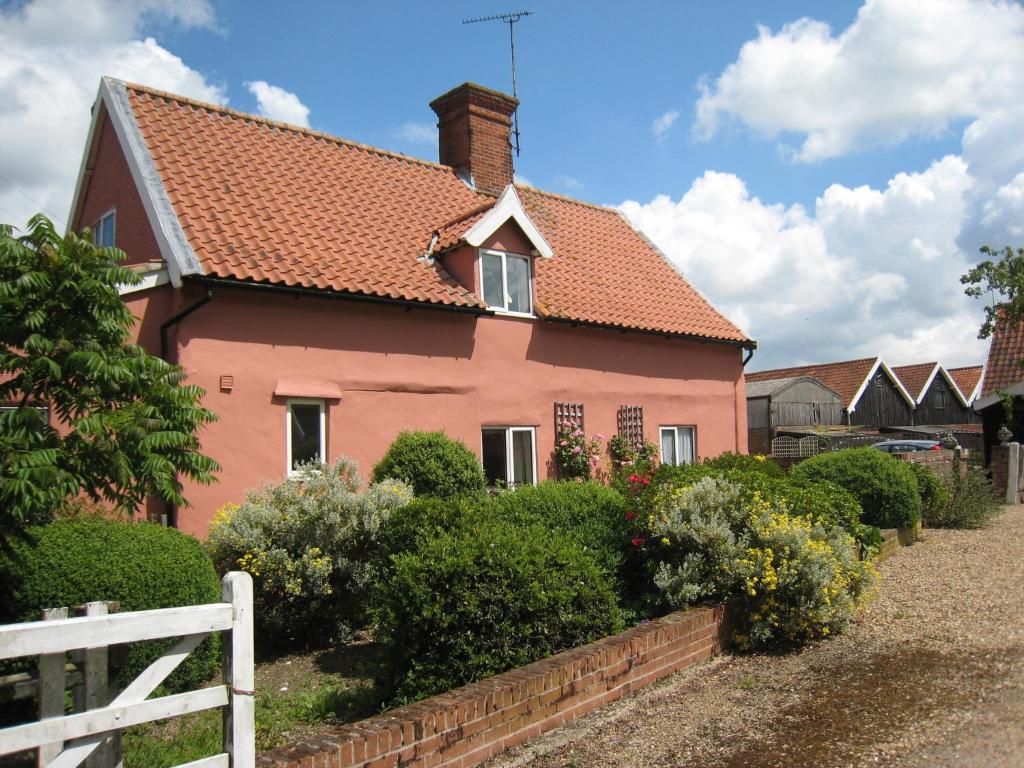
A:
173;285;747;536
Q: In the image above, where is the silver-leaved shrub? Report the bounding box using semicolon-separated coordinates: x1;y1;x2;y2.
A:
207;457;412;650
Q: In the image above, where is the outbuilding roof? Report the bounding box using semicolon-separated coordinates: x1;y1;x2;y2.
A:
72;78;750;346
746;356;914;411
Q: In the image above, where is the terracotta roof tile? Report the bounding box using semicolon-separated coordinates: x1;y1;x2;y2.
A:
948;365;983;402
746;357;879;409
122;82;749;344
982;320;1024;396
891;363;938;402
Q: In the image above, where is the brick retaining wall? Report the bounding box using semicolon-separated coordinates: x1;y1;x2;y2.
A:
257;605;729;768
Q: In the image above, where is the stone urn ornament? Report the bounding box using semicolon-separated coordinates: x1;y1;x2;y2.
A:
939;431;958;449
998;424;1013;445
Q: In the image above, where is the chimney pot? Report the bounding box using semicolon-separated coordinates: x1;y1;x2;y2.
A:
430;82;518;195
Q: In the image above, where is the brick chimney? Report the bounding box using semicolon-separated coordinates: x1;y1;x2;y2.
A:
430;82;518;195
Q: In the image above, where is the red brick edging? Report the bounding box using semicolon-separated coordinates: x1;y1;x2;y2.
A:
258;604;729;768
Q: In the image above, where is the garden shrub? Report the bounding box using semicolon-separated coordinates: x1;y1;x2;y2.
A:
906;462;949;524
926;465;1000;529
373;517;623;702
791;448;921;529
645;476;875;649
0;517;220;692
553;421;603;480
372;494;486;575
371;431;486;497
489;481;629;584
701;451;785;477
207;458;413;650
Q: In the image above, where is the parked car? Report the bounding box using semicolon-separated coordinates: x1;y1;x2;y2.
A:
871;439;947;453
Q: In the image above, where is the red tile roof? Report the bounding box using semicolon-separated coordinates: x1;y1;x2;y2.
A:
891;362;938;402
981;320;1024;396
746;357;879;409
123;82;749;345
947;365;983;401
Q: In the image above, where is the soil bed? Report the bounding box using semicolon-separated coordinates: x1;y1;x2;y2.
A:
487;506;1024;768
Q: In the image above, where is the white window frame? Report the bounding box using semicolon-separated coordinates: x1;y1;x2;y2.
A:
477;248;534;317
94;208;116;248
480;426;538;488
659;425;697;466
286;398;326;476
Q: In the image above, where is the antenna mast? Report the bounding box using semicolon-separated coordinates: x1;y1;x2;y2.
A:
462;9;533;156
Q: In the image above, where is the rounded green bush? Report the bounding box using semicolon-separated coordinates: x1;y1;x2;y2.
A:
906;462;949;525
373;517;624;702
371;431;486;498
0;517;220;692
489;481;629;583
791;448;921;529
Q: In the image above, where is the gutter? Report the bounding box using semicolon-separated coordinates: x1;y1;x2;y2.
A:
542;314;757;351
742;348;755;367
160;288;213;361
189;276;493;318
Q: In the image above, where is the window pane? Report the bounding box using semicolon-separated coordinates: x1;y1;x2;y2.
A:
678;427;695;464
290;403;322;469
97;213;115;248
506;256;531;313
482;429;508;485
661;429;676;466
482;253;505;309
511;430;534;486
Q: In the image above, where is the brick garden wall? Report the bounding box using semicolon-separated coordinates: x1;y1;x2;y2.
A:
257;605;729;768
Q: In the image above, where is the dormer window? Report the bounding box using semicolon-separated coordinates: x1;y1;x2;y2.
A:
480;249;532;315
94;209;116;248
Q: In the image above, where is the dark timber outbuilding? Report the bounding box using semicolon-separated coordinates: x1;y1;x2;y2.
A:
746;376;843;454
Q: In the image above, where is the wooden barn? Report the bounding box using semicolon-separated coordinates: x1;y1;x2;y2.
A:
892;362;980;426
746;376;843;454
746;357;915;430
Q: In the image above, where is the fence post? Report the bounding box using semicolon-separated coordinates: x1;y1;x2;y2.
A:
81;602;114;768
37;607;68;767
222;572;255;768
1008;442;1020;505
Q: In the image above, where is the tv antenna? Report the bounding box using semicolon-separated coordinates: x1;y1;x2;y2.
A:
462;9;533;156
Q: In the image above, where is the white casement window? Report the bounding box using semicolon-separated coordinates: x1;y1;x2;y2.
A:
286;398;325;474
660;426;696;466
479;249;532;315
94;209;116;248
481;426;537;488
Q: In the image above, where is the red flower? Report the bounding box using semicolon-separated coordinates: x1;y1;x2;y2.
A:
626;511;636;521
641;477;651;486
631;536;645;547
629;474;641;483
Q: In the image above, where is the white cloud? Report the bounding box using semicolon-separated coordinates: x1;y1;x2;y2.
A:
694;0;1024;162
619;156;988;369
651;109;680;142
0;0;224;229
396;121;437;145
554;175;584;192
246;81;310;128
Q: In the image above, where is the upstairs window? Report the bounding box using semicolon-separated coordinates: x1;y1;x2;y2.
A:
94;210;116;248
934;389;947;409
286;398;325;474
660;426;696;466
481;426;536;488
480;249;532;315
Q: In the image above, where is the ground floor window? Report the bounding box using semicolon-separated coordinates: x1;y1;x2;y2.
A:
481;426;536;488
287;398;325;474
660;425;696;466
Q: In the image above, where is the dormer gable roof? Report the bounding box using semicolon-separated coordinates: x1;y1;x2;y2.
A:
747;356;915;411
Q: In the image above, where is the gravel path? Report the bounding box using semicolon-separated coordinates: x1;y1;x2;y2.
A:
486;506;1024;768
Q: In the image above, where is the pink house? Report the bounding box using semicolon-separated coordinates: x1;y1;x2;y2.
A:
68;78;755;535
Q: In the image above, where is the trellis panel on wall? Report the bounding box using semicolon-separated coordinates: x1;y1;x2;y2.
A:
617;405;644;447
554;402;584;432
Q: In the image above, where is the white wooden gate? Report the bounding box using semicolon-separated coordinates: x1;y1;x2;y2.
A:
0;572;254;768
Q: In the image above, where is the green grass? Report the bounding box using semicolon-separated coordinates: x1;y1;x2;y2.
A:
122;675;381;768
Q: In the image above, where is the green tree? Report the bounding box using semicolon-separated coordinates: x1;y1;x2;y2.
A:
960;245;1024;339
0;215;219;542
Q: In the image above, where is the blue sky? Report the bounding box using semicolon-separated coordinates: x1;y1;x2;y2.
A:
2;0;1023;370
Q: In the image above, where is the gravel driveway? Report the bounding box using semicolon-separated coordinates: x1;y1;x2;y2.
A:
486;506;1024;768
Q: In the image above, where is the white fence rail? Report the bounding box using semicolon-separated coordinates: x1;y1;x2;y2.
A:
0;572;254;768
